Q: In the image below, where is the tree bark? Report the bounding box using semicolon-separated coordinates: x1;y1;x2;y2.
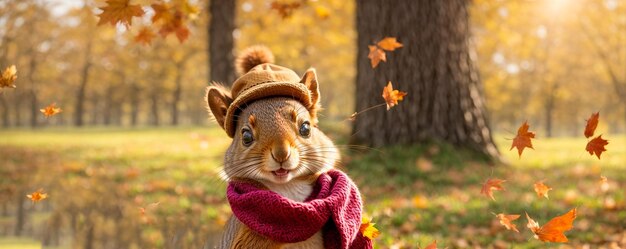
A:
27;52;39;128
353;0;499;160
150;90;160;126
0;96;9;127
74;39;93;127
208;0;236;85
171;62;184;126
130;83;140;127
14;190;25;236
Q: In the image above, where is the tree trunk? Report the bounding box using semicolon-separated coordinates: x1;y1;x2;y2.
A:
150;90;160;126
208;0;236;85
1;96;9;127
74;40;93;127
27;57;39;128
130;84;140;126
353;0;499;160
171;62;184;126
14;191;25;236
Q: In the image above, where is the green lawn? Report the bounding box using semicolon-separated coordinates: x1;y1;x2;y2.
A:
0;126;624;248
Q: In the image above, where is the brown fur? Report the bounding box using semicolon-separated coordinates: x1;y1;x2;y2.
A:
207;68;338;249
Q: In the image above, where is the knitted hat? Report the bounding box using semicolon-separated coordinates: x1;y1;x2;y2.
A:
221;46;318;137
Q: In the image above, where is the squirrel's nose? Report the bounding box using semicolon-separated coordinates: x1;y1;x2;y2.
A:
271;142;291;163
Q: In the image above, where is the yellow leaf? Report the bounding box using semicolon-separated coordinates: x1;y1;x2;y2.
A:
97;0;145;28
368;45;386;68
315;6;330;19
359;216;380;240
0;65;17;89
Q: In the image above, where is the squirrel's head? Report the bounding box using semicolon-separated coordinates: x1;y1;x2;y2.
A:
206;46;338;184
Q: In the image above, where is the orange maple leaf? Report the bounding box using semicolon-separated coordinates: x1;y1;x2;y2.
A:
97;0;145;28
0;65;17;89
534;181;553;199
510;121;535;157
496;213;521;232
586;135;608;159
368;45;386;68
377;37;403;51
134;27;156;46
26;189;48;203
151;3;171;23
584;112;599;138
526;208;577;243
270;1;302;19
480;178;506;201
381;81;407;110
422;240;437;249
359;217;380;240
40;103;62;118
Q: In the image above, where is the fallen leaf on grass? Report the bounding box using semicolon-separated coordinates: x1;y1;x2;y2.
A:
422;240;437;249
526;208;577;243
496;213;520;232
534;181;553;199
382;81;407;110
26;189;48;203
599;176;609;192
586;135;608;159
510;121;535;157
481;178;506;201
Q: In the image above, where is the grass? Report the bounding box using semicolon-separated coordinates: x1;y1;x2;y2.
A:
0;126;625;248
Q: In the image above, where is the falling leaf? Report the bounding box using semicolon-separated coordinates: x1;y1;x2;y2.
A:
481;178;506;201
496;213;520;232
599;176;609;192
134;27;156;46
526;208;577;243
422;240;437;249
0;65;17;89
40;103;62;118
381;81;407;110
359;217;380;240
586;135;608;159
368;45;386;68
534;181;553;199
510;121;535;157
270;1;302;19
377;37;403;51
97;0;145;28
26;189;48;203
584;112;599;138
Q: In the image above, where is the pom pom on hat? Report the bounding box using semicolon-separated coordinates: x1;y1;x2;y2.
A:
235;45;275;75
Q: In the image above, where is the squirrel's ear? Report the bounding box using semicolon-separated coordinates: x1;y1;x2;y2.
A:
206;85;233;130
300;68;320;108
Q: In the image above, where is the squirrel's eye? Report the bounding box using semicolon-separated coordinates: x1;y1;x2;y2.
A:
299;121;311;138
241;129;254;146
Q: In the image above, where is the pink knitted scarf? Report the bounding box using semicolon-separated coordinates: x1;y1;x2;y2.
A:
227;169;372;249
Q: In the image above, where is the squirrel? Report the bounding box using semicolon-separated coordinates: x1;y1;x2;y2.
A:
207;46;370;249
